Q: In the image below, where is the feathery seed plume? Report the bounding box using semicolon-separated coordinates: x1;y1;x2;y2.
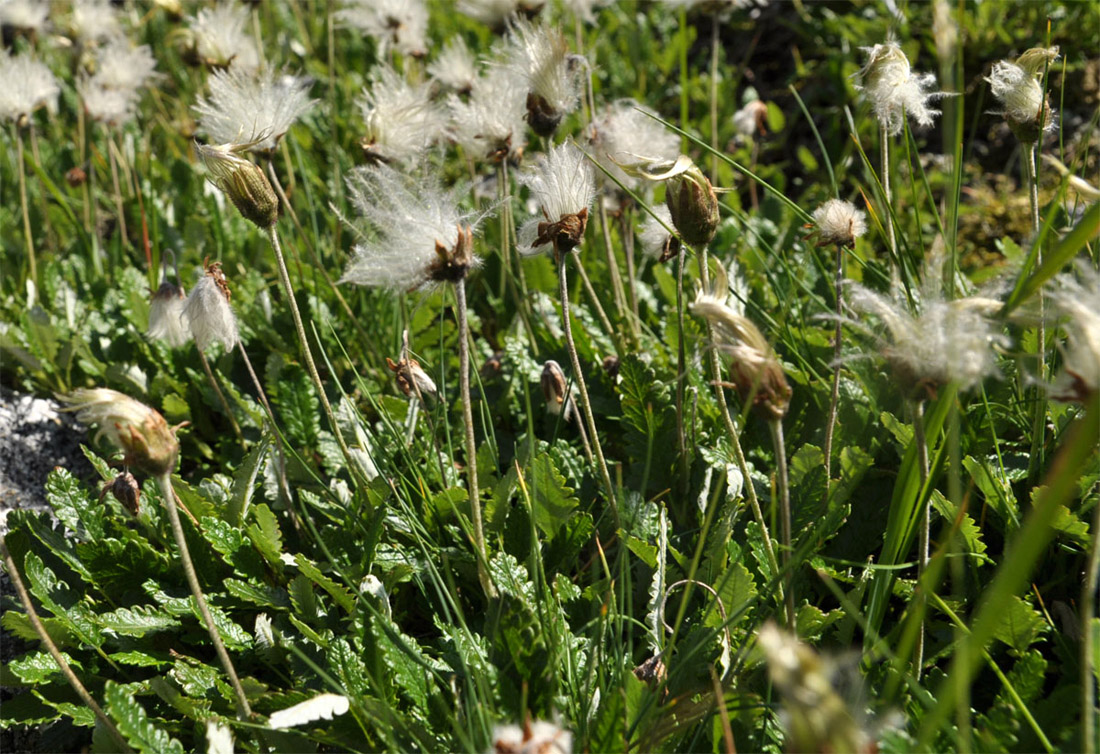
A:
188;2;260;70
60;388;179;476
506;19;584;137
812;199;867;247
69;0;121;45
183;260;240;352
585;99;680;194
518;142;595;257
267;694;350;730
428;36;478;94
148;279;191;348
1049;262;1100;403
987;46;1059;143
855;40;948;136
0;50;59;125
337;0;428;58
638;204;680;262
449;63;529;162
91;38;159;93
195;66;314;154
489;719;572;754
357;65;444;165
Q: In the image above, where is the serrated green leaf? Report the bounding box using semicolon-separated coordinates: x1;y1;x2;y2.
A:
706;559;756;632
228;434;269;525
0;691;58;730
272;364;320;448
46;467;105;540
148;677;212;721
8;650;83;684
98;605;180;637
22;551;103;648
76;537;173;596
109;651;171;668
930;491;989;564
992;596;1047;654
287;612;331;648
35;696;96;727
288;573;319;621
618;353;677;493
169;657;219;697
223;578;290;609
194;601;252;651
1;610;75;648
202;517;266;581
294;555;354;614
104;681;185;754
248;504;285;570
525;452;578;538
963;456;1019;531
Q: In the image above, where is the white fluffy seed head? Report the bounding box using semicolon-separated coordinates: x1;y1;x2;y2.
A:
506;19;583;118
340;164;482;291
183;271;239;352
0;50;59;124
855;41;947;136
358;65;444;165
70;0;121;44
0;0;49;35
428;36;479;93
458;0;546;29
147;281;191;348
638;205;676;260
517;142;595;255
1049;262;1100;402
490;719;573;754
337;0;428;58
585;100;681;192
986;48;1058;141
79;76;138;125
812;199;867;246
194;67;314;153
92;39;159;93
449;63;528;162
189;2;260;70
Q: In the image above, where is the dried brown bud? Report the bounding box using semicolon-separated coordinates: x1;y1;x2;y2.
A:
195;142;279;229
480;350;505;380
66;166;87;188
666;172;719;248
427;224;476;283
535;208;589;256
540;360;573;421
100;471;142;516
386;357;437;399
602;355;620;380
526;92;563;139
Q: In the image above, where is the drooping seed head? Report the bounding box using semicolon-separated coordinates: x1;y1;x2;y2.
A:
61;388;179;476
855;40;948;137
183;259;240;352
986;46;1059;144
148;279;191;348
386;357;438;399
811;199;867;247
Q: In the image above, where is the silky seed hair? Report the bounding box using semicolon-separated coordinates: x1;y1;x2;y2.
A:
854;40;948;136
194;66;315;154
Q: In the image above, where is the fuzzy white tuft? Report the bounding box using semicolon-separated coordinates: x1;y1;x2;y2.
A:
448;63;528;162
93;38;159;93
812;199;867;246
205;720;234;754
855;41;948;136
489;720;572;754
0;0;49;34
147;282;191;348
70;0;121;44
638;205;675;260
190;2;260;70
337;0;428;58
986;48;1058;136
585;100;680;192
183;274;239;352
0;50;58;123
357;65;444;164
194;66;314;153
458;0;545;28
340;164;481;291
267;693;350;730
428;36;479;93
506;19;583;115
79;76;137;125
517;142;595;256
1049;263;1100;402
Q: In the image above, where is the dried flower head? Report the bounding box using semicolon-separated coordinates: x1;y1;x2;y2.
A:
638;204;680;262
449;63;529;162
148;279;191;348
625;155;719;248
756;622;874;754
69;0;121;44
386;356;438;398
188;2;260;70
732;97;769;139
490;719;572;754
987;46;1059;143
692;262;791;420
60;388;179;476
194;67;314;154
79;76;138;125
585;100;680;193
92;38;159;93
812;199;867;247
506;20;584;137
1049;262;1100;403
99;470;142;516
855;40;948;136
357;65;444;165
0;50;59;125
843;255;1008;399
195;141;279;228
183;260;240;352
540;359;575;420
267;694;350;730
518;142;595;257
428;36;478;94
0;0;49;37
340;164;483;291
459;0;545;30
337;0;428;58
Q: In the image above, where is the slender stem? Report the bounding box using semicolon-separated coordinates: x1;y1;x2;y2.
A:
557;254;618;526
1;542;133;752
1083;496;1100;754
266;226;362;483
769;418;795;630
596;200;627;325
28;123;53;252
620;207;641;334
198;349;243;440
455;279;494;599
574;255;621;354
823;243;844;484
107;127;128;250
698;252;784;618
156;474;252;719
912;398;930;679
675;246;689;490
16;131;37;286
709;13;720;184
881;124;896;260
1026;142;1047;482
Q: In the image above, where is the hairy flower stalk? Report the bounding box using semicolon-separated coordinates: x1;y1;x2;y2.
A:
196;141;362;486
60;389;252;719
813;199;867;484
691;261;791;625
339;164;494;597
520;143;618;524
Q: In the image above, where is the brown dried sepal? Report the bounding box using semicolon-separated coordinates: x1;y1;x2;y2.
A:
721;359;793;421
526;92;563;138
386;357;436;399
203;257;232;301
427;224;475;283
535;208;589;258
657;234;682;264
100;471;142;516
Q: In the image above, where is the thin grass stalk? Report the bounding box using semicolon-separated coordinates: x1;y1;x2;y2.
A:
881;124;896;259
198;349;243;441
619;207;641;331
156;473;252;719
823;242;844;484
557;255;618;525
107;128;129;250
574;255;621;354
455;278;494;599
675;246;689;490
1083;496;1100;754
266;226;362;483
697;251;783;613
1026;143;1047;481
16;130;37;286
1;541;133;752
911;398;930;679
597;198;628;325
768;417;795;629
